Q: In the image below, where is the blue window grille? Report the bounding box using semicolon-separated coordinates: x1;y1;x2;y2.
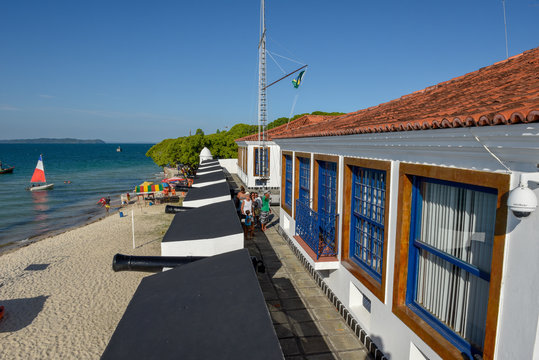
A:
318;160;337;247
350;166;386;283
298;157;310;205
254;148;269;176
318;160;337;218
284;155;292;208
295;199;338;259
406;176;497;359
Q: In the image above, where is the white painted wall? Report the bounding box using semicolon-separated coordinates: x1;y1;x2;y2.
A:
161;233;244;257
183;195;231;208
235;141;281;189
274;123;539;360
218;159;238;174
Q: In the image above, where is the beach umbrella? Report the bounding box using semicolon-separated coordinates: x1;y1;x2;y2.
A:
135;184;164;194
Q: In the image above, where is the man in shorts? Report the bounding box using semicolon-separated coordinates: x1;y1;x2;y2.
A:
260;191;271;232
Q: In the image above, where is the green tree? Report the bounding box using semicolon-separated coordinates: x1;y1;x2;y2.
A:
145;111;344;168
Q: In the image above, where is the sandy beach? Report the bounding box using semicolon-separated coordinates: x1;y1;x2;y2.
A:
0;202;173;359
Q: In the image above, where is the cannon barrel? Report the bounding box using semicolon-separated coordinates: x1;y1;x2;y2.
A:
112;253;265;273
165;205;194;214
112;253;206;272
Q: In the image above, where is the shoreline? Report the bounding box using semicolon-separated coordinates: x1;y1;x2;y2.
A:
0;201;174;359
0;200;128;257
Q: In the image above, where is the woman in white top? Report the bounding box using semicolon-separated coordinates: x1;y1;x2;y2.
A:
241;192;252;216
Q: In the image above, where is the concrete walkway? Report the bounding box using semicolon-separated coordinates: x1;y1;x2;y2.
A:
245;208;373;360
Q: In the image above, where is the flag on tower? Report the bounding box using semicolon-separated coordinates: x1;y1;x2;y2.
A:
292;70;305;88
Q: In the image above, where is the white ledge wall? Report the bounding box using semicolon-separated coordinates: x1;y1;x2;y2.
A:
161;233;244;257
236;141;282;188
274;123;539;360
182;195;231;208
191;179;227;188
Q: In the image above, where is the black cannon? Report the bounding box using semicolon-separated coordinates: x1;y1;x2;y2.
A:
112;253;206;272
165;205;194;214
112;253;265;273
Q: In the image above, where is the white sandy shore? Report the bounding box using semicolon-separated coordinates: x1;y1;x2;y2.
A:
0;202;174;359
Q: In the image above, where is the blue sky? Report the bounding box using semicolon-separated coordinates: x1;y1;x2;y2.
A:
1;0;537;143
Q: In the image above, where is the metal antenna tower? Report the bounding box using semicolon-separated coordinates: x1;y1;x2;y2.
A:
257;0;268;181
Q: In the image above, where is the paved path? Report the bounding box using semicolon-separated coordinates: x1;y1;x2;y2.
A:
245;208;373;360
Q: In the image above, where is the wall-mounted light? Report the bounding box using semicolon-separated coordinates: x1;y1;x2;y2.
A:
507;172;539;218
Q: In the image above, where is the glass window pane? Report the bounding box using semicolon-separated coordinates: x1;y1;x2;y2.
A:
350;166;386;281
419;181;497;273
415;250;490;351
411;177;498;355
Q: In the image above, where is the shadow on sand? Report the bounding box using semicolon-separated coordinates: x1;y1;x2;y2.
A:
0;295;49;333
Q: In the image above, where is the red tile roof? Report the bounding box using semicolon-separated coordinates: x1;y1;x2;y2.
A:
273;47;539;139
235;115;333;142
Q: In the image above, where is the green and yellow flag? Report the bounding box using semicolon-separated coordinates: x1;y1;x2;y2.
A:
292;70;305;89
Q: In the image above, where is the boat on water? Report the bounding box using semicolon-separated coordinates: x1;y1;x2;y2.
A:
0;160;14;174
27;154;54;191
117;146;122;152
0;166;14;174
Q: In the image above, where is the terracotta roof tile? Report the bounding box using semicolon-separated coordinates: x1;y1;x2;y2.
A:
235;115;333;142
273;47;539;139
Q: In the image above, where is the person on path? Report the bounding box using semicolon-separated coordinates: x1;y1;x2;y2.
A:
252;192;262;228
236;186;247;217
260;191;271;232
243;210;254;239
241;192;252;218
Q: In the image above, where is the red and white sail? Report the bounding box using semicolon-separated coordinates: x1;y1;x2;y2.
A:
30;155;47;183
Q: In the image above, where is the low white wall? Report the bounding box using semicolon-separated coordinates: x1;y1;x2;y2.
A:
218;159;238;174
161;233;244;257
183;195;231;208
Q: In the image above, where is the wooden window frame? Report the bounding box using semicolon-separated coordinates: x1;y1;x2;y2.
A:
281;151;293;216
392;163;509;360
294;152;311;219
342;157;390;302
238;147;243;172
253;147;270;177
243;147;247;173
312;154;339;214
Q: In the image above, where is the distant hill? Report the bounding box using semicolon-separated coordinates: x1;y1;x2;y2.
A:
0;138;106;144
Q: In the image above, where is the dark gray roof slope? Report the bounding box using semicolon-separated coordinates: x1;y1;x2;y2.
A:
102;249;283;360
184;181;230;202
162;201;242;242
196;165;222;173
194;170;226;183
200;159;219;166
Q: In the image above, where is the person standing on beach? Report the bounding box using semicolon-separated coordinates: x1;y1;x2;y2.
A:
105;196;111;213
260;191;271;232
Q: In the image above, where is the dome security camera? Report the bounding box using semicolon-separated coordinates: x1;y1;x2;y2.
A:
507;185;537;218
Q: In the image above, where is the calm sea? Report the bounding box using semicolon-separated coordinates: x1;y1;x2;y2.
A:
0;143;162;247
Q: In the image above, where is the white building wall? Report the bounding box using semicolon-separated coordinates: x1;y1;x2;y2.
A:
236;141;281;189
275;123;539;360
218;159;238;174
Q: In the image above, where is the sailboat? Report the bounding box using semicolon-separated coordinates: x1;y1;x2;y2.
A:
28;154;54;191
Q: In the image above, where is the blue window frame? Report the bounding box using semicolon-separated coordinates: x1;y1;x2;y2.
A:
406;176;497;359
298;157;310;205
318;160;337;220
350;166;386;283
284;155;292;208
254;148;269;176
